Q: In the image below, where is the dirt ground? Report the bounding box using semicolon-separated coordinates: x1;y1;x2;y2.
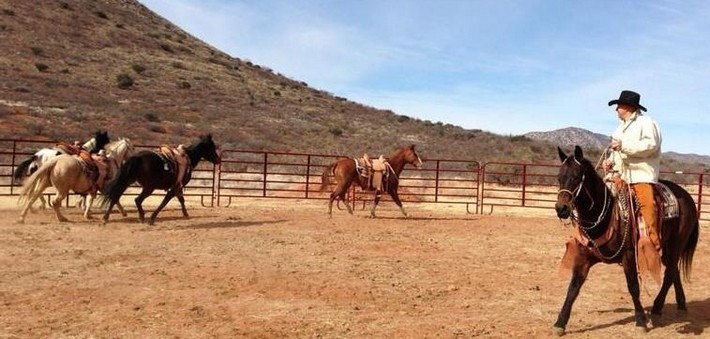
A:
1;197;710;338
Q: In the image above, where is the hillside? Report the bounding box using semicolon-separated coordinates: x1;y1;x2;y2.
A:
0;0;706;171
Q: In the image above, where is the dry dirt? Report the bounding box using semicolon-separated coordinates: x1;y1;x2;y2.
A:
1;197;710;338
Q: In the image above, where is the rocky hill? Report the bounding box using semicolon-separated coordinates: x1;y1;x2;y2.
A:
0;0;707;171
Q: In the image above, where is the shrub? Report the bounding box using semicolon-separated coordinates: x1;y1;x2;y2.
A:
116;73;134;89
329;125;343;137
2;9;15;16
94;11;108;19
30;47;43;56
178;81;191;89
131;64;146;74
144;112;160;122
35;63;49;72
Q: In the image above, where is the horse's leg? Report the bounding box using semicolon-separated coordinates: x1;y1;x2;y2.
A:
148;189;177;225
388;186;408;217
116;201;127;217
176;190;189;218
650;263;679;326
369;191;381;218
552;262;592;336
622;253;648;332
83;194;96;220
51;191;69;222
329;181;353;217
19;191;44;224
135;188;153;223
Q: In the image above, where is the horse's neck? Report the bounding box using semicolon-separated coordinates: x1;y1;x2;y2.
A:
186;147;201;167
576;174;614;235
83;138;96;152
387;153;406;174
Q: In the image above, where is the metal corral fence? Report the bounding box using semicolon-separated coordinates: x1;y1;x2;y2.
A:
1;138;709;221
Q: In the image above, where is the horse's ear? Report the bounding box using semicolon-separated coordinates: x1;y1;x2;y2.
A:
409;144;416;150
574;145;583;160
557;147;567;163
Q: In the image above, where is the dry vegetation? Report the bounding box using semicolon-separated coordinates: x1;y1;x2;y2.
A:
0;0;706;172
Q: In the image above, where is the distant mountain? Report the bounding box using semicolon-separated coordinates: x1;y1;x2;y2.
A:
525;127;610;151
525;127;710;168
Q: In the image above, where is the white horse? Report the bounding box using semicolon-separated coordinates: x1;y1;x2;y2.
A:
77;138;135;216
12;131;110;209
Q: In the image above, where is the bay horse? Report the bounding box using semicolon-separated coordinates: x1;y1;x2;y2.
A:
100;134;220;225
553;146;698;335
319;144;422;217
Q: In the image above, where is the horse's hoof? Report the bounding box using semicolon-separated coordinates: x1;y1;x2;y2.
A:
552;326;565;336
676;309;688;318
635;325;648;333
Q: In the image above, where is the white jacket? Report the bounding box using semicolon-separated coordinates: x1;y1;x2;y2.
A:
608;111;661;183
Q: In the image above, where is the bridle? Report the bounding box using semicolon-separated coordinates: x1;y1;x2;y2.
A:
557;156;612;231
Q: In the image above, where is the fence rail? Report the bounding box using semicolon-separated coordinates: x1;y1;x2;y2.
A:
1;138;708;221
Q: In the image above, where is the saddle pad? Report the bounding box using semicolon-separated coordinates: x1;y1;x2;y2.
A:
656;182;679;219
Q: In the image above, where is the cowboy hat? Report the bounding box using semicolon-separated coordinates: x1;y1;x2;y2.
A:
608;90;646;112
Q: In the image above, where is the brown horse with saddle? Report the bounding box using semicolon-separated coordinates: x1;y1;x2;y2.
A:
553;146;699;335
319;144;423;218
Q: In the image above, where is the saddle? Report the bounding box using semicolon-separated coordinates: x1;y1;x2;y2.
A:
156;145;178;171
56;142;82;155
76;150;109;192
356;154;389;191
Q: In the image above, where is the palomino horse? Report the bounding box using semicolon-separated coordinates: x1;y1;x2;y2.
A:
100;134;221;225
12;130;110;184
18;153;104;223
319;144;423;217
553;146;698;335
12;130;110;209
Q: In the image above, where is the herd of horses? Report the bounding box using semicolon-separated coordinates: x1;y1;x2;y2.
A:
10;133;703;335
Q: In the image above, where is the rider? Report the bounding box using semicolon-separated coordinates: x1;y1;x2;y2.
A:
602;90;662;252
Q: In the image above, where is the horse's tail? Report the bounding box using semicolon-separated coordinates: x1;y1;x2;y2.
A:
99;156;140;207
18;155;57;206
680;215;699;282
12;155;37;184
319;161;337;192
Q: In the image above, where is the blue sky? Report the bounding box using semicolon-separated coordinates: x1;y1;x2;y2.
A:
139;0;710;155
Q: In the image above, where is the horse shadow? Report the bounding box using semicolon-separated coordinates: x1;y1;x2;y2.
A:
170;219;288;230
566;298;710;335
370;216;481;221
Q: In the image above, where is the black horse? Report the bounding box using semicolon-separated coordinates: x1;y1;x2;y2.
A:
100;134;220;225
553;146;699;335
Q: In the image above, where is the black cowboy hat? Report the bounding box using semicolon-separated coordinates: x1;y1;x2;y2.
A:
608;90;646;112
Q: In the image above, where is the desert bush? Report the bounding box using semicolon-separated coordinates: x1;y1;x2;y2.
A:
116;73;134;89
30;47;43;56
59;2;71;10
2;9;15;16
329;125;343;137
178;81;191;89
148;123;167;134
94;11;108;19
131;64;146;74
144;112;160;122
35;63;49;72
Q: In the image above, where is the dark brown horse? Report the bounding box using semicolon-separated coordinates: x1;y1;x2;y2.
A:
100;134;220;225
319;144;422;217
553;146;699;335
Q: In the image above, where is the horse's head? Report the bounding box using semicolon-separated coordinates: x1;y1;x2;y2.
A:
555;145;589;219
106;138;135;163
193;134;221;164
403;144;423;169
84;130;110;153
